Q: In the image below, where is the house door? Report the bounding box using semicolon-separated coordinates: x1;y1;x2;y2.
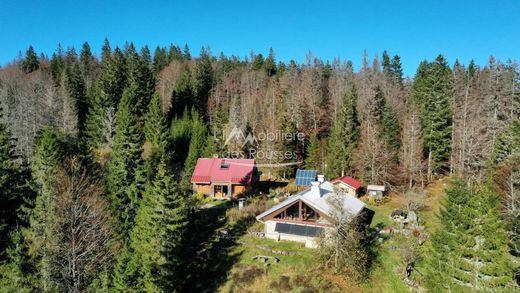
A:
214;185;229;198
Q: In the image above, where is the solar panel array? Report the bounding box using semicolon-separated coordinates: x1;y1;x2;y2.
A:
275;223;324;237
295;169;317;186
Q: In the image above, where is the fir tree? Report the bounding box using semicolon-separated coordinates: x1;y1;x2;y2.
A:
182;109;206;188
153;46;169;75
118;159;188;292
264;48;277;76
107;87;144;237
64;62;87;133
21;46;39;73
98;47;127;107
170;71;194;118
25;128;68;292
183;44;191;60
0;108;28;252
425;179;516;291
411;55;453;179
305;132;321;171
326;87;359;178
192;48;213;117
79;42;95;82
390;55;404;84
381;100;401;155
382;50;391;75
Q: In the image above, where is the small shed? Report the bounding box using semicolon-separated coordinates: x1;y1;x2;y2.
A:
367;185;386;200
330;176;362;197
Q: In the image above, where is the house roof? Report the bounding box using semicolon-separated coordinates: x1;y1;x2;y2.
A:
191;158;255;184
256;181;366;222
367;185;385;192
330;175;362;190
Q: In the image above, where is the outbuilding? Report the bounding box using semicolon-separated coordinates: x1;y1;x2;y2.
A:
367;184;386;200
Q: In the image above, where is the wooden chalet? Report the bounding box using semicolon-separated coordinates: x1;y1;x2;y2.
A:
256;180;366;248
191;158;256;198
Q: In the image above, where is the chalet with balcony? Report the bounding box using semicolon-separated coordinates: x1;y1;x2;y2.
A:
256;180;366;248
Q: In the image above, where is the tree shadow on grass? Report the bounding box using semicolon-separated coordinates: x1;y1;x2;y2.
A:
180;205;254;292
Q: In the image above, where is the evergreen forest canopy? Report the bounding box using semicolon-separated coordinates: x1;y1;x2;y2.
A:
0;40;518;291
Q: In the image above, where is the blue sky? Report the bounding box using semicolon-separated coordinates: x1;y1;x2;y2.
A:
1;0;519;76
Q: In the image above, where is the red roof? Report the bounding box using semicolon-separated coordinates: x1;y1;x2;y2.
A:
191;158;255;185
331;175;362;190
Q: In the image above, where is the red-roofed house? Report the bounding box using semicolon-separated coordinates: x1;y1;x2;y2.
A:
330;175;362;197
191;158;256;198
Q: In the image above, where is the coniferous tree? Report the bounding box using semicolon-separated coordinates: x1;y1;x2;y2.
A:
305;132;321;171
64;62;88;133
182;110;206;188
411;56;453;180
381;100;401;155
192;48;213;118
98;47;127;107
390;55;404;84
49;50;64;85
425;179;515;291
107;87;144;237
0;108;28;252
21;46;39;73
115;159;188;292
79;42;95;83
153;46;169;75
25;128;68;292
382;50;391;76
326;87;359;178
183;44;191;60
170;71;194;118
264;48;277;76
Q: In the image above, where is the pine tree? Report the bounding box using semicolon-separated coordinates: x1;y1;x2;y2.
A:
171;70;194;118
83;86;116;153
118;159;188;292
382;50;391;75
381;100;401;155
183;44;191;60
125;44;155;118
25;128;68;292
79;42;95;83
182;110;207;188
305;132;321;171
326;87;359;178
390;55;404;84
49;50;64;85
425;179;516;291
107;87;144;237
192;48;213;117
153;46;169;75
0;108;28;252
264;48;277;76
144;93;168;150
64;62;88;133
411;55;453;180
98;47;127;107
168;44;183;62
21;46;39;73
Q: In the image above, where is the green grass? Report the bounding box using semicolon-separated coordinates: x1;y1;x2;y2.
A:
214;179;449;292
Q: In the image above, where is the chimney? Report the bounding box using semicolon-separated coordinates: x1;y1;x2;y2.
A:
311;181;321;197
317;174;325;183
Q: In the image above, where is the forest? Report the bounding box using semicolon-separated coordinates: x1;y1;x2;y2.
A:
0;40;519;292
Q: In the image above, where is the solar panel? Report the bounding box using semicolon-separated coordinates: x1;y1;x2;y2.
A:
275;223;324;237
295;169;317;186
